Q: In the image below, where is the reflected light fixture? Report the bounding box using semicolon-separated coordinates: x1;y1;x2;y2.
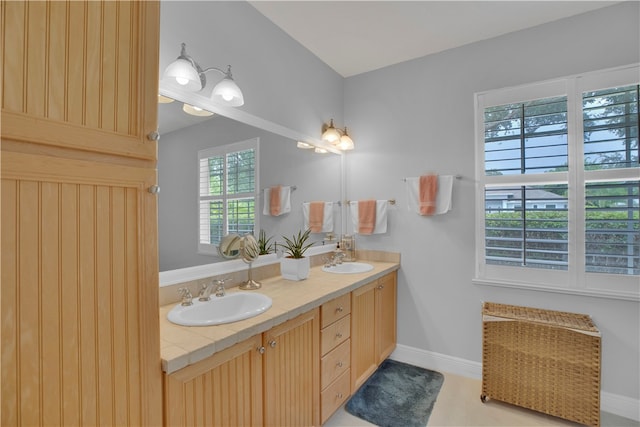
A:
163;43;245;107
297;141;314;149
158;94;175;104
314;147;328;154
183;103;214;117
321;119;355;151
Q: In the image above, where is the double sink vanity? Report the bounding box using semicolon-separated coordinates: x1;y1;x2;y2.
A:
160;252;399;426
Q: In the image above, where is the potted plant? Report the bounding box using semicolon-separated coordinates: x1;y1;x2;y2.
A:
280;229;313;281
257;229;274;255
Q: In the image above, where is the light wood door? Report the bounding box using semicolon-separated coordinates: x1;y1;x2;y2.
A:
351;272;398;391
263;309;320;427
350;281;378;391
1;1;161;425
376;272;397;364
164;335;264;427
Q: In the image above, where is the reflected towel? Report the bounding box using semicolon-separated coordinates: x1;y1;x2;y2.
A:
309;201;325;233
263;186;291;217
406;175;454;216
303;202;334;232
350;200;388;234
419;174;438;215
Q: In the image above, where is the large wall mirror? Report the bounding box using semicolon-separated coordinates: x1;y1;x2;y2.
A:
158;93;343;272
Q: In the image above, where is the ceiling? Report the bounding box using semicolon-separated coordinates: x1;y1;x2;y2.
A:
159;1;620;135
249;1;620;78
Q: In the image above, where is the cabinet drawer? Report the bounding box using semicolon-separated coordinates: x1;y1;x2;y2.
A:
321;339;351;389
321;315;350;356
321;368;351;424
321;293;351;328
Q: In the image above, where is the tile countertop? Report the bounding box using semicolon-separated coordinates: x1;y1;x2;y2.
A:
160;260;400;374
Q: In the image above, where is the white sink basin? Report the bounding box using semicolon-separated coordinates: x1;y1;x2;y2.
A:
322;262;374;274
167;292;272;327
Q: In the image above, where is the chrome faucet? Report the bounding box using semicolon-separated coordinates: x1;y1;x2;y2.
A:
177;287;193;306
198;281;214;301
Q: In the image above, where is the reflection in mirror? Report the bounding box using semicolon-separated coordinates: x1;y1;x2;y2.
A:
158;103;343;272
218;234;242;260
239;234;262;290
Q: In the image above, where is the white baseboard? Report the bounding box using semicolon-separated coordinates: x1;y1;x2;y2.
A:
390;344;640;422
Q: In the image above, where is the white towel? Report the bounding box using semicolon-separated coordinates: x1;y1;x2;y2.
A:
349;200;388;234
263;186;291;216
406;175;454;215
302;202;334;232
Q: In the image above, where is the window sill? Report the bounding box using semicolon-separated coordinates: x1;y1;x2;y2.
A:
473;278;639;302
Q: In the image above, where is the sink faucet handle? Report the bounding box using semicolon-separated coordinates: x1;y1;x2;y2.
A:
198;282;213;302
177;287;193;306
214;278;226;297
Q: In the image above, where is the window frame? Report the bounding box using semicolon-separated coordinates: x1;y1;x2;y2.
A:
474;64;639;301
197;138;260;256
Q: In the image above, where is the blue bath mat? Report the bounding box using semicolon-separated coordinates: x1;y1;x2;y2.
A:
345;359;444;427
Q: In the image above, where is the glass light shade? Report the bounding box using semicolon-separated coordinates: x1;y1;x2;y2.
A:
164;58;202;91
314;147;328;154
297;141;314;149
158;94;175;104
337;133;354;150
182;103;214;117
211;78;244;106
322;125;341;143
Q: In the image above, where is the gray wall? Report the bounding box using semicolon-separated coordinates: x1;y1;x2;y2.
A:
344;2;639;400
160;1;344;140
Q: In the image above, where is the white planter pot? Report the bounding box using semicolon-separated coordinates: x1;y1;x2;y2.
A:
280;256;310;281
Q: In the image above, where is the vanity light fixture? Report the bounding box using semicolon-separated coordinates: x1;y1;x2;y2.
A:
183;103;214;117
321;119;355;150
314;147;328;154
158;94;174;104
163;43;245;107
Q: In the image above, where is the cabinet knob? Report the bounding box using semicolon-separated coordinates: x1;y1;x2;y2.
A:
377;284;384;290
336;393;343;399
336;306;343;313
257;346;265;354
147;131;160;141
335;332;343;339
269;340;277;348
148;185;160;194
336;361;343;368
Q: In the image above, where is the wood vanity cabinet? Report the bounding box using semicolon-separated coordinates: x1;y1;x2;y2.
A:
163;309;319;427
351;272;397;391
319;293;352;424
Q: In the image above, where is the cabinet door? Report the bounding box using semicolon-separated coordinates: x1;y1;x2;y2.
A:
350;281;378;391
376;272;397;364
1;2;161;425
164;335;263;427
263;309;320;427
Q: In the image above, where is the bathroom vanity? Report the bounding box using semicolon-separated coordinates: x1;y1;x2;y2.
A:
160;255;399;426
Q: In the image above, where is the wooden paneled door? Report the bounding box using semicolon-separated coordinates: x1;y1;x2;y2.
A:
263;309;320;427
1;2;162;426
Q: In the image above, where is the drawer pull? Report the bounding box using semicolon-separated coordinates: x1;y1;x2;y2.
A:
336;361;343;368
335;332;343;339
336;306;344;313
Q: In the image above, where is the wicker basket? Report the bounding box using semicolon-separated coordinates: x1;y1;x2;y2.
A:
481;302;601;427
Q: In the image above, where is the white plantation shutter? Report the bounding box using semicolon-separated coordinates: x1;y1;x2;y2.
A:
198;139;258;254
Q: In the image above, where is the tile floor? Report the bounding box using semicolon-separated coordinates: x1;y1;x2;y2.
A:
324;372;639;427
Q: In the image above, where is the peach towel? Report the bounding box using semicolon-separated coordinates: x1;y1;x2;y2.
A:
270;185;281;216
358;200;377;235
308;201;325;233
419;174;438;216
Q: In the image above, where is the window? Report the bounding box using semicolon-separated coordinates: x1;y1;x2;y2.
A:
475;65;639;299
198;139;258;255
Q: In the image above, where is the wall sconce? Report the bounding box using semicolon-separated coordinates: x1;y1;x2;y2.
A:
322;119;354;150
163;43;245;107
